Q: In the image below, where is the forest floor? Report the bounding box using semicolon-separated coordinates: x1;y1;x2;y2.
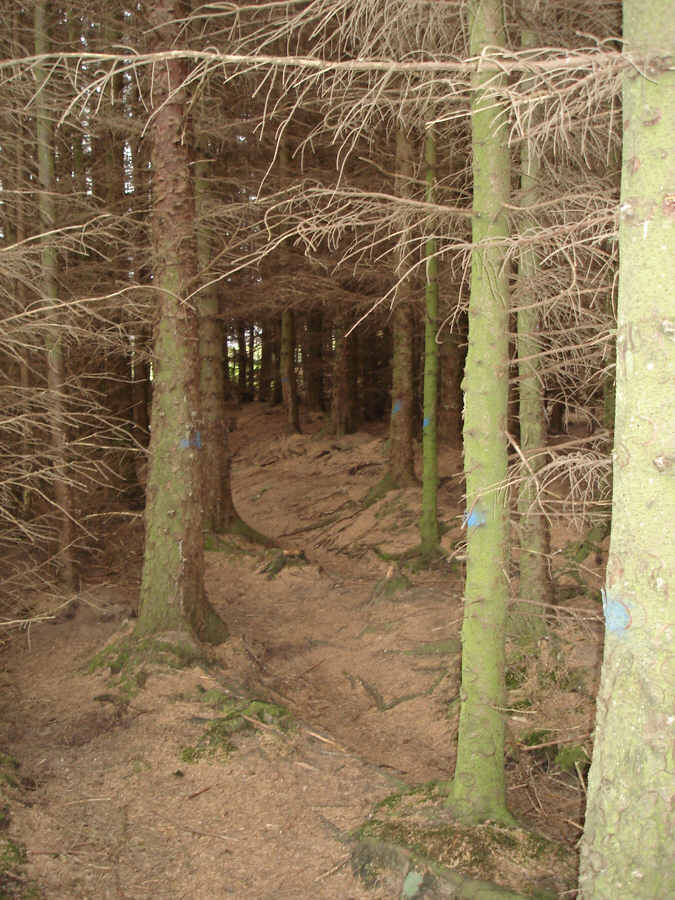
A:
0;404;607;899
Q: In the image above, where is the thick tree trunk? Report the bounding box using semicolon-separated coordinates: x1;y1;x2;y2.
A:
34;0;76;590
578;5;674;896
449;0;512;825
419;127;440;555
136;0;227;644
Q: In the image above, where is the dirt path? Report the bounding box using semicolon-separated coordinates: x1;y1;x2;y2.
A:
1;405;601;897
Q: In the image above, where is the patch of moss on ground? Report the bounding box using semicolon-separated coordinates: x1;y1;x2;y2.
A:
0;836;41;898
182;695;294;762
0;755;19;790
404;639;460;658
554;744;590;775
370;572;411;602
85;635;208;705
351;781;575;898
88;635;205;677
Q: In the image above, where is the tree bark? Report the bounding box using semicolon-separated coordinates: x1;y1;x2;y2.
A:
449;0;512;825
281;309;301;433
386;128;417;488
331;312;358;437
34;0;76;590
578;4;674;895
419;127;440;555
513;11;551;641
136;0;227;644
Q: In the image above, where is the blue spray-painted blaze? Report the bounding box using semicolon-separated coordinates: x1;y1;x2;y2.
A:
180;430;202;450
602;587;631;635
392;400;401;415
463;505;487;529
423;417;430;429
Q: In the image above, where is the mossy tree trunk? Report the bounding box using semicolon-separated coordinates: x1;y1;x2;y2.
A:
578;4;674;895
513;13;551;641
136;0;227;644
34;0;76;590
449;0;512;825
419;127;440;555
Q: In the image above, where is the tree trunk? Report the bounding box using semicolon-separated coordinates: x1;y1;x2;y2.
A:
258;320;272;402
331;312;358;437
449;0;512;825
578;5;674;895
304;310;324;411
281;310;301;433
237;324;248;400
419;127;440;555
386;128;417;488
34;0;76;590
438;326;464;448
195;130;229;534
136;0;227;644
513;12;551;641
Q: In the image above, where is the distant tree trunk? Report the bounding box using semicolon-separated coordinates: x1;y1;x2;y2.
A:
514;13;551;641
281;310;301;432
248;326;256;399
13;5;31;516
331;312;358;437
578;4;674;896
136;0;227;644
34;0;76;590
386;129;417;487
438;326;464;448
419;127;440;555
258;320;272;402
449;0;512;825
271;322;283;405
237;324;248;400
304;310;324;411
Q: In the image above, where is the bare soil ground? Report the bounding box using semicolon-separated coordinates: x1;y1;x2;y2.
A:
0;404;606;898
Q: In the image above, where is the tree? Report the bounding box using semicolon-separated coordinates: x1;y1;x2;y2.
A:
418;126;441;556
513;9;551;641
34;0;76;590
385;129;417;489
578;3;674;895
136;0;227;644
448;0;513;825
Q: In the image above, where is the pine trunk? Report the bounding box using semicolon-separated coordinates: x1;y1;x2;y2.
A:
34;0;76;590
281;310;301;433
137;0;227;644
578;4;674;895
514;15;551;641
419;127;440;555
387;129;417;487
449;0;512;824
